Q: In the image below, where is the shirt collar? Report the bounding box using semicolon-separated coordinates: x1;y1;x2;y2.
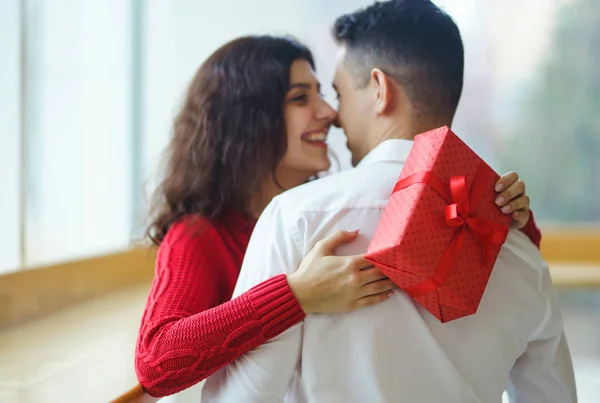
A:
356;139;414;168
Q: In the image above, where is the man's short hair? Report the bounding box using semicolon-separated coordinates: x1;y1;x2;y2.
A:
333;0;464;120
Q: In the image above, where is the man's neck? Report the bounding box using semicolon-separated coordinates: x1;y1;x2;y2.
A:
375;117;451;145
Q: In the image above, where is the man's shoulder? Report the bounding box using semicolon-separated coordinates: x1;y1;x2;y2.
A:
274;162;402;218
503;229;546;270
276;169;356;206
495;229;550;295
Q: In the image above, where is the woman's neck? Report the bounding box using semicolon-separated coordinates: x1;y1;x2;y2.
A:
248;170;311;219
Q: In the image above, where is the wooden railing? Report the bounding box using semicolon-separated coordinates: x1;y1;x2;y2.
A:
540;227;600;264
110;384;158;403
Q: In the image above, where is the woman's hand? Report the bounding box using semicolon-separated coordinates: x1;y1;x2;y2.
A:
287;230;396;314
495;172;531;229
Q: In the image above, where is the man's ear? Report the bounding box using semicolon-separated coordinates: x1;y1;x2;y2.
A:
370;68;394;114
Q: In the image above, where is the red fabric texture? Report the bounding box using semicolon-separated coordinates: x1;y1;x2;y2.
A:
135;209;305;397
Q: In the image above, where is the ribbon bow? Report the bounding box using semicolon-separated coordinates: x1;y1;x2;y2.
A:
391;165;509;297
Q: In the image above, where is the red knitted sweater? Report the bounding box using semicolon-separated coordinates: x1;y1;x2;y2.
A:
135;208;542;397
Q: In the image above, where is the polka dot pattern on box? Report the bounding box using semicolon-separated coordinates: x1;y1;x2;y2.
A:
365;127;511;323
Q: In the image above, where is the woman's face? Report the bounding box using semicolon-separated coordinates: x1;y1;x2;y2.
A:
277;59;337;184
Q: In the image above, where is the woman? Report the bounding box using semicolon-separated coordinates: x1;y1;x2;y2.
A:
135;36;540;397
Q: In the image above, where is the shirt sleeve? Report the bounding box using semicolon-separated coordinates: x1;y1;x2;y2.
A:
506;261;577;403
202;198;305;402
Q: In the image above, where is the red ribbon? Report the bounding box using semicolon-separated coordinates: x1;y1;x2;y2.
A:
392;165;508;297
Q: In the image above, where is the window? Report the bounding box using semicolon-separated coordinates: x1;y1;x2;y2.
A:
23;0;134;266
0;0;22;274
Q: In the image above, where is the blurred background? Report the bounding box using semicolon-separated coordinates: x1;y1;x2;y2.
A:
0;0;598;402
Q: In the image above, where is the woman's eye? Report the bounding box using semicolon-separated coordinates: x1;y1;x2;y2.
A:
292;94;308;103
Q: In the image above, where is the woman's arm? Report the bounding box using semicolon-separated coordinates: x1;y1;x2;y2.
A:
519;211;542;248
135;226;392;397
135;225;304;397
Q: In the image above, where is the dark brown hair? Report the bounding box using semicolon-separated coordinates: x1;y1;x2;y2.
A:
333;0;464;121
146;36;315;245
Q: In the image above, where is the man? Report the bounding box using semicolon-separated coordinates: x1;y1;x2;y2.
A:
202;1;577;402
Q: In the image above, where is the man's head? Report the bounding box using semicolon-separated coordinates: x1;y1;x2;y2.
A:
332;0;464;165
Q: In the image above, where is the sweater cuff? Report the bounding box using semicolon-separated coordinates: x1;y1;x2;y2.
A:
519;210;542;249
245;274;306;339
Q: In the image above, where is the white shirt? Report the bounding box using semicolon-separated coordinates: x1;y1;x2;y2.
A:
202;139;577;403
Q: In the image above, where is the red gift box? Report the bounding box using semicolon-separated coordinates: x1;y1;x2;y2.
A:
365;126;511;323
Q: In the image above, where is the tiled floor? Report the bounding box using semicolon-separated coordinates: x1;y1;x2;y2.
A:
0;283;148;403
0;272;598;403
